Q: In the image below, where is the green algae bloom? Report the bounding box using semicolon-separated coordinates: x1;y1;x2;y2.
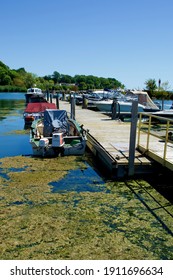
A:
0;156;173;260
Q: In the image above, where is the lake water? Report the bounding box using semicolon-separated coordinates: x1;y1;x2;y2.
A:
0;92;32;158
0;92;173;260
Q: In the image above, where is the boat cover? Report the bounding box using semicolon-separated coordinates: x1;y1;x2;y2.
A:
43;109;68;136
24;102;56;113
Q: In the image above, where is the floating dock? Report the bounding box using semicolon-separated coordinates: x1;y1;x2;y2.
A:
55;100;173;177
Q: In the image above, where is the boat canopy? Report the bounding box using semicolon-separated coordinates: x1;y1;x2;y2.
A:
43;109;68;136
24;102;56;113
125;90;159;109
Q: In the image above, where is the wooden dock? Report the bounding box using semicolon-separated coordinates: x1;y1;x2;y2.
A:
56;100;163;178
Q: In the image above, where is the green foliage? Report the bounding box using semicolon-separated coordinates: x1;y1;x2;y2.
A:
0;85;26;92
145;79;172;99
0;60;124;92
144;79;157;97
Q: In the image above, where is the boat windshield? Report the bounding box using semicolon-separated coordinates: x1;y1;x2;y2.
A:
27;88;42;94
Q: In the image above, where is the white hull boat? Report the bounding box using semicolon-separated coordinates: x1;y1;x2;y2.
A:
25;87;45;104
94;90;160;113
94;100;145;113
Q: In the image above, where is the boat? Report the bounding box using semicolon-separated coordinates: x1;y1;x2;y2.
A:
25;87;45;104
94;99;146;113
30;109;87;157
170;102;173;109
94;90;160;113
24;102;57;126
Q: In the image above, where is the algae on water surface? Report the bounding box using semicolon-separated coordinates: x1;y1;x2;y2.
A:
0;155;173;260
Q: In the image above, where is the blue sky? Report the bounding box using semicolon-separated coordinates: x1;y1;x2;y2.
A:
1;0;173;89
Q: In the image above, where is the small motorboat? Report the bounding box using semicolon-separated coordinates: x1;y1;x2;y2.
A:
30;109;87;157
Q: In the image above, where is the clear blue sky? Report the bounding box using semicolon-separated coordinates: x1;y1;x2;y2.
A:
1;0;173;89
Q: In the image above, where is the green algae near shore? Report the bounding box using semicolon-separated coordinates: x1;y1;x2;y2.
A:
0;155;173;260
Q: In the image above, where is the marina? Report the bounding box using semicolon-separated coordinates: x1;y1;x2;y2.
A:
1;0;173;264
0;92;173;260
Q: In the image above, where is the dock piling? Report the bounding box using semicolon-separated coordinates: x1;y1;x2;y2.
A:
112;99;120;120
128;100;138;176
71;96;75;119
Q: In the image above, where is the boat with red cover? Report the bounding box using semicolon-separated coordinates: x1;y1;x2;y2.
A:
24;102;57;126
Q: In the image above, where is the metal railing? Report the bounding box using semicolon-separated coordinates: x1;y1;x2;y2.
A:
137;112;173;170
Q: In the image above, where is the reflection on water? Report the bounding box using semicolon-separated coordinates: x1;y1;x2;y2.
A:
0;92;32;158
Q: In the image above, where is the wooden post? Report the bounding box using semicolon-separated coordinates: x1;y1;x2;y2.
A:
82;94;88;109
56;96;59;109
128;100;138;176
62;92;65;101
46;90;49;101
112;99;120;119
50;93;53;103
71;96;75;119
112;100;117;119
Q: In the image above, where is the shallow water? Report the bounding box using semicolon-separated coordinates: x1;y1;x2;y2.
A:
50;162;106;193
0;93;31;158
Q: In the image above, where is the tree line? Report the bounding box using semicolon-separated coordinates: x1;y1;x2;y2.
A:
0;60;172;99
0;60;124;92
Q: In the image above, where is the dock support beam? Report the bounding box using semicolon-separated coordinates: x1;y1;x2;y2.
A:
128;100;138;176
82;94;88;109
56;96;59;109
46;90;50;101
112;99;120;120
71;96;75;119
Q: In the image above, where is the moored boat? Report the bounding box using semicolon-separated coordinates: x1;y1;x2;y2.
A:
94;90;160;113
30;109;87;157
24;102;57;126
94;99;146;113
25;87;45;104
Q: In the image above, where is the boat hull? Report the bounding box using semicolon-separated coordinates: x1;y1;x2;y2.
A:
30;137;86;157
95;100;145;113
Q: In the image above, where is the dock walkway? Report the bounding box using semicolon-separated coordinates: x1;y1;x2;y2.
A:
56;100;156;177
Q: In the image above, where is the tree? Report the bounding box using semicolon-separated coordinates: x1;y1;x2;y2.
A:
52;71;61;83
78;82;87;90
161;81;170;92
145;79;157;97
156;81;171;99
0;67;11;85
24;72;36;88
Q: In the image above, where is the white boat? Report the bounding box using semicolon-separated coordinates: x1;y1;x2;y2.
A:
125;90;160;112
30;109;87;157
94;90;160;113
25;87;44;104
94;99;145;113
